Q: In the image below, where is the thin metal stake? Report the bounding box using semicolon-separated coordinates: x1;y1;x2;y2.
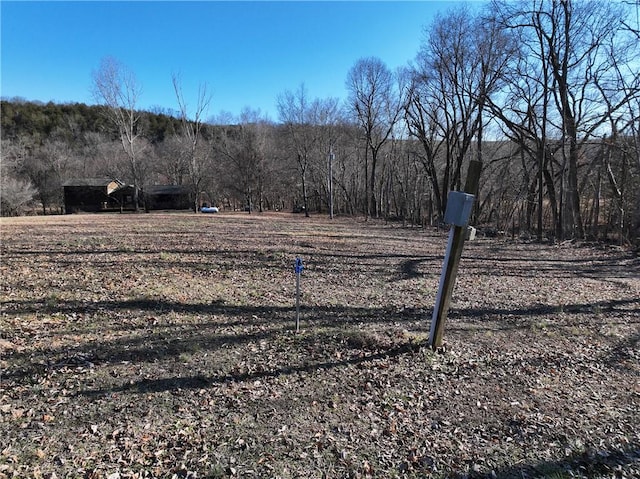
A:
296;272;300;332
294;257;304;332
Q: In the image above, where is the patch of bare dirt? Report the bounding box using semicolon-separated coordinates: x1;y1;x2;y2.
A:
1;212;638;478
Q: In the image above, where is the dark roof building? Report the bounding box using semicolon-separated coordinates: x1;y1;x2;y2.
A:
62;179;191;213
143;185;191;211
62;178;126;213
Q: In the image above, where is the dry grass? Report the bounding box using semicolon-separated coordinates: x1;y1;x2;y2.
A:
1;212;639;478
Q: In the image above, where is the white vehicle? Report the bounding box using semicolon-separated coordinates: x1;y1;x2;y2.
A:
201;206;219;213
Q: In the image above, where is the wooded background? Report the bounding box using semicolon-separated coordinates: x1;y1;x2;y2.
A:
1;0;639;246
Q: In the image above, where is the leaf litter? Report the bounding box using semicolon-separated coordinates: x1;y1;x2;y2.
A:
1;213;638;478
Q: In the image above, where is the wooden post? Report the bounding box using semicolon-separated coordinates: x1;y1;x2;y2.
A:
429;160;482;350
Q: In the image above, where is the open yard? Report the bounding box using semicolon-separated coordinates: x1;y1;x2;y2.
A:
1;213;639;479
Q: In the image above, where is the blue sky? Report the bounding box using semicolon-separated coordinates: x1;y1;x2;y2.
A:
1;1;481;121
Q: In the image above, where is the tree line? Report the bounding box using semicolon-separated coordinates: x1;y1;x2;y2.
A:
1;0;639;246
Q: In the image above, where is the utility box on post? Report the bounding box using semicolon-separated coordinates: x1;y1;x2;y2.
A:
430;161;482;351
444;191;475;227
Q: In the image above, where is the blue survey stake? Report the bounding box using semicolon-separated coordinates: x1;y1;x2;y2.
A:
295;257;304;274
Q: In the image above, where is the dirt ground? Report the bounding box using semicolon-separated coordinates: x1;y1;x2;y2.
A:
1;212;638;479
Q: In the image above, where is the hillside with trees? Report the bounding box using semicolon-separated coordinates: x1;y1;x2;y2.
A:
1;0;638;246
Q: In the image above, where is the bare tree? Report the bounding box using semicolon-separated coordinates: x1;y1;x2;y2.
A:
92;56;144;210
492;0;639;240
277;84;341;216
277;84;314;216
0;176;37;216
82;132;132;182
346;57;402;218
406;7;513;222
30;139;73;213
403;69;448;221
214;109;275;212
153;135;189;185
485;2;559;239
314;97;342;216
172;73;212;211
0;137;37;216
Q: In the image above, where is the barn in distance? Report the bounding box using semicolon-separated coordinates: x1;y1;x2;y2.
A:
62;178;126;213
63;178;191;213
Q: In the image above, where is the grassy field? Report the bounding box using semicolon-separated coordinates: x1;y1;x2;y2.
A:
1;212;639;478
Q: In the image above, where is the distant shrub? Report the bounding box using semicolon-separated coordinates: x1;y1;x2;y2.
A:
0;176;37;216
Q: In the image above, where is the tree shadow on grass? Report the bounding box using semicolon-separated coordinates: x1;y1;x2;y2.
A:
3;295;637;383
398;257;438;279
600;328;640;372
5;293;636;328
481;442;640;479
77;339;424;398
461;250;639;280
449;297;640;323
0;300;426;382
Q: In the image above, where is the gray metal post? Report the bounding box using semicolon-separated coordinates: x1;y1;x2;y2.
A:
429;160;482;350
